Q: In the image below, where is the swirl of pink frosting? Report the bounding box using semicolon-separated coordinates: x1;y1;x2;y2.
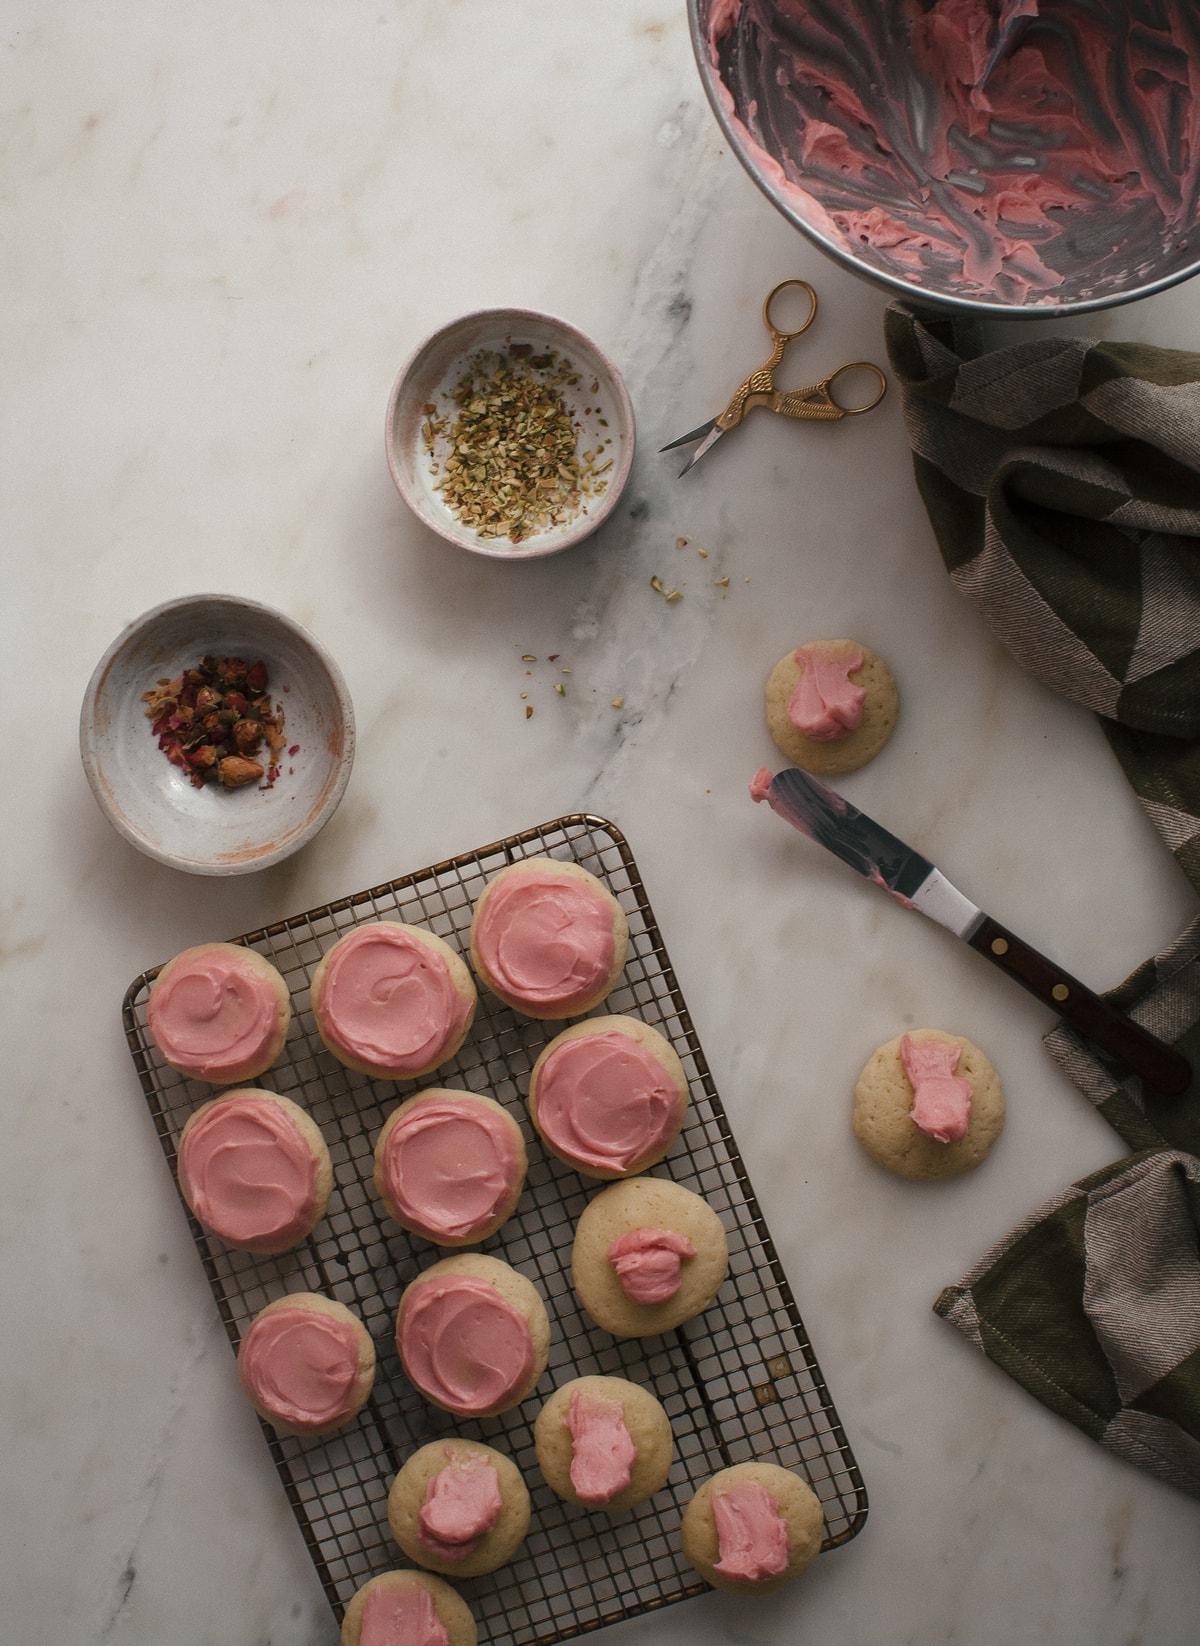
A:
179;1094;319;1248
902;1034;972;1144
380;1095;521;1244
567;1388;637;1505
360;1584;448;1646
607;1227;697;1305
475;869;615;1012
788;647;865;742
317;926;470;1075
712;1480;790;1583
239;1305;361;1431
399;1276;534;1416
148;948;280;1080
417;1451;503;1560
535;1032;681;1173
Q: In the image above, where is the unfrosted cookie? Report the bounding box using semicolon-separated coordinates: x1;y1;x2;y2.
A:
469;856;629;1019
374;1088;526;1246
387;1438;530;1577
572;1175;729;1336
148;942;291;1083
396;1253;550;1418
534;1375;673;1510
310;921;477;1080
852;1029;1005;1180
341;1569;476;1646
528;1015;689;1181
765;639;897;775
681;1461;824;1596
177;1088;332;1254
237;1292;375;1438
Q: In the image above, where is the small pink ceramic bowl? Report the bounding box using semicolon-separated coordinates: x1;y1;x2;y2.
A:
385;307;636;560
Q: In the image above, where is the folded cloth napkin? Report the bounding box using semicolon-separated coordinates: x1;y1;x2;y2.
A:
884;301;1200;1498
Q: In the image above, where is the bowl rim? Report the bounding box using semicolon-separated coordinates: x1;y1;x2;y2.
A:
79;592;356;876
687;0;1200;320
384;304;636;559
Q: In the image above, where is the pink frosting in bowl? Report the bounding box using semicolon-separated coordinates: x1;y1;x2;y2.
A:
178;1091;323;1251
376;1091;524;1245
314;923;473;1078
473;863;620;1015
148;945;284;1082
398;1271;537;1417
238;1299;369;1434
532;1025;685;1176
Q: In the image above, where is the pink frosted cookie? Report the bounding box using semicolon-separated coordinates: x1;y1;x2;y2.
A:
527;1015;689;1181
852;1029;1005;1181
340;1570;476;1646
396;1253;550;1419
374;1088;527;1246
765;639;898;776
534;1375;673;1511
310;922;477;1081
237;1292;375;1438
681;1461;824;1596
387;1438;530;1578
469;856;629;1019
177;1088;331;1254
147;942;290;1084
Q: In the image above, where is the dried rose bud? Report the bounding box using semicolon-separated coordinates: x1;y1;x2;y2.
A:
189;745;219;770
222;690;248;717
245;661;268;694
233;719;261;753
194;686;219;712
217;756;263;788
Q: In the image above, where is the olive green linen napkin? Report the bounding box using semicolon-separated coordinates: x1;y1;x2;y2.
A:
884;301;1200;1497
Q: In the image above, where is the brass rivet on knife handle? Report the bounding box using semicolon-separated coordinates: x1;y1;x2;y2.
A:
967;915;1192;1099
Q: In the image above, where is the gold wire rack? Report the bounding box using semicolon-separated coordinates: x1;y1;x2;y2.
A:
122;814;867;1642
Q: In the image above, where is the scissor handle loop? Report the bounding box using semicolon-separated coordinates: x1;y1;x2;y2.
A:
762;279;818;344
824;360;887;415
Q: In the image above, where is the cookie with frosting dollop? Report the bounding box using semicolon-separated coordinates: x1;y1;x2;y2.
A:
765;638;897;775
853;1029;1004;1180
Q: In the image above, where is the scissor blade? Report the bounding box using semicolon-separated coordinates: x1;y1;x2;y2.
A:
677;424;725;476
659;418;717;453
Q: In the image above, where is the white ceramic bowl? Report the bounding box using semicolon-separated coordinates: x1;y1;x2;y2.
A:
386;307;635;559
80;594;355;876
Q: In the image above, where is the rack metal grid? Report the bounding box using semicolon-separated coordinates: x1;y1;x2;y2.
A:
122;815;867;1641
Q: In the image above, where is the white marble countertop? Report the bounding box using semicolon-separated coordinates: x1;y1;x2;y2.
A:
6;5;1200;1643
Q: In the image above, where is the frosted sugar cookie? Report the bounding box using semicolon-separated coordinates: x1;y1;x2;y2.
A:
765;639;897;775
528;1015;688;1181
237;1293;375;1438
341;1570;476;1646
396;1253;550;1418
374;1088;526;1246
534;1375;673;1510
177;1088;331;1254
571;1175;728;1336
681;1461;824;1596
469;855;629;1019
387;1438;530;1578
147;942;290;1083
852;1029;1005;1180
310;921;476;1080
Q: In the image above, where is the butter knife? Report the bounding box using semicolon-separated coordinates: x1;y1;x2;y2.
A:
753;766;1192;1099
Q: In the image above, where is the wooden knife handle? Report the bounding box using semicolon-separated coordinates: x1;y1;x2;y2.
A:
967;915;1192;1099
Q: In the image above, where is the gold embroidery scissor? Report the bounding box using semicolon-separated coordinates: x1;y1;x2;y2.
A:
661;279;887;476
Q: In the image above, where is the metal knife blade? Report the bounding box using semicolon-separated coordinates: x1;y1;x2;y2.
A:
755;766;1192;1099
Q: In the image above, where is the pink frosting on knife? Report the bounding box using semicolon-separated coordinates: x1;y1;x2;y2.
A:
379;1095;521;1243
535;1033;681;1173
359;1583;448;1646
399;1275;534;1415
148;948;279;1080
712;1480;791;1583
239;1306;360;1431
607;1227;697;1304
749;767;774;804
566;1388;637;1505
902;1034;972;1144
417;1450;503;1560
179;1094;318;1248
788;647;865;742
318;925;470;1075
475;869;615;1012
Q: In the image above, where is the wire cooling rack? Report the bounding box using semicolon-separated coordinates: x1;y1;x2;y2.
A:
122;815;867;1642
